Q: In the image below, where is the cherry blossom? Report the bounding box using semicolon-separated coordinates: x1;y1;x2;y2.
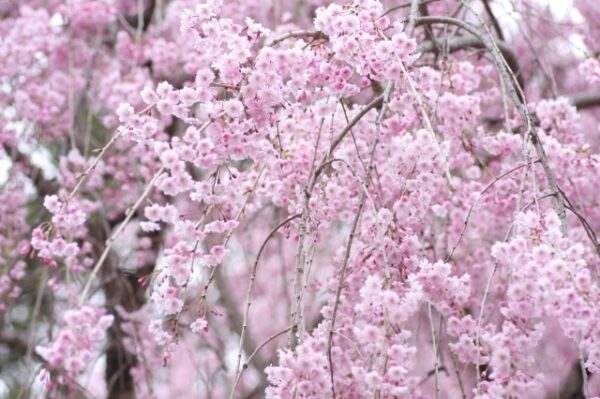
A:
1;0;600;398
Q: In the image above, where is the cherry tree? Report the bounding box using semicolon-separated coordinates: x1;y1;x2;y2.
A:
1;0;600;397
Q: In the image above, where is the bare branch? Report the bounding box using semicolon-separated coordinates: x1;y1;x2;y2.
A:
268;30;327;46
569;91;600;109
416;34;524;90
407;0;422;36
481;0;505;40
380;0;439;18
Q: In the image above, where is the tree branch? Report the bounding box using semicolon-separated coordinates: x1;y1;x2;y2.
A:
481;0;505;41
569;91;600;109
416;34;524;91
326;80;394;398
415;15;568;237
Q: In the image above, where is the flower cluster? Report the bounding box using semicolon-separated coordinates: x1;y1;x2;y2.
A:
1;0;600;397
0;190;30;312
37;306;114;380
30;194;93;272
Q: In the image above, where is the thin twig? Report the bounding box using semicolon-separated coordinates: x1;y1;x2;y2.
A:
67;103;154;202
326;80;394;398
268;30;327;46
427;303;440;398
230;214;300;397
79;167;165;305
230;326;292;395
445;161;539;261
316;93;385;178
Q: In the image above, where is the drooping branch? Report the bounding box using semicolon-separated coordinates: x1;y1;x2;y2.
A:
232;213;300;386
232;326;293;398
415;15;568;237
79;166;166;305
287;88;387;350
415;16;525;101
326;80;394;398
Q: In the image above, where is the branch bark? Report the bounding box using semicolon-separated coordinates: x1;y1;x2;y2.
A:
481;0;505;41
569;91;600;109
416;34;525;92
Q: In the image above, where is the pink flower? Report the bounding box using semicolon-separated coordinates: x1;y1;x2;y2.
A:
43;195;62;214
116;103;134;123
160;149;179;169
141;86;159;104
223;99;244;118
190;317;207;333
179;87;198;107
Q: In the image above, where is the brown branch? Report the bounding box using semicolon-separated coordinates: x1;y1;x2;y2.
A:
416;35;525;91
89;218;161;398
123;0;156;31
2;144;58;197
552;361;585;399
569;91;600;109
407;0;422;36
231;326;292;397
101;252;137;399
419;1;442;56
481;0;505;41
268;30;327;46
380;0;439;18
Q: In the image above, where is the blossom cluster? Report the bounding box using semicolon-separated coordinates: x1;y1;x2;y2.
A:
1;0;600;398
36;306;114;380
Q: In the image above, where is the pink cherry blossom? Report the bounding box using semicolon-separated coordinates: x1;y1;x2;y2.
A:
1;0;600;398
